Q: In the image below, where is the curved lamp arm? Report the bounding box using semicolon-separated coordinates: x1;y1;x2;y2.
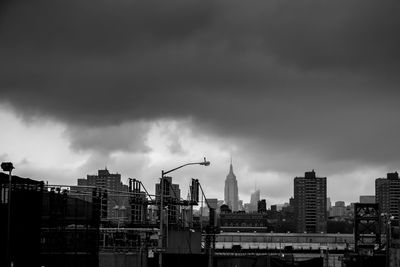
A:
162;157;210;176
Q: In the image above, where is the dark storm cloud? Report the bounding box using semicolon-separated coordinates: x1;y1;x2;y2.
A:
1;0;400;169
65;122;151;153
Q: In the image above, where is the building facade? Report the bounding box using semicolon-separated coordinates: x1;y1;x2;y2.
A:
257;199;267;213
359;195;375;204
224;163;239;212
375;172;400;221
330;201;346;218
219;211;268;232
249;189;260;213
294;170;327;233
0;173;44;267
77;168;129;223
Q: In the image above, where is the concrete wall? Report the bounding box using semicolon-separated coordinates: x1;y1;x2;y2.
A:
100;252;147;267
166;230;201;254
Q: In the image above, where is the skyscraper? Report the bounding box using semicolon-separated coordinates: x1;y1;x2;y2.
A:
249;189;260;213
224;162;239;212
375;172;400;221
327;197;332;212
293;170;327;233
257;199;267;213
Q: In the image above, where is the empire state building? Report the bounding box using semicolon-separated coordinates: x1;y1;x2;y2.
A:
224;163;239;211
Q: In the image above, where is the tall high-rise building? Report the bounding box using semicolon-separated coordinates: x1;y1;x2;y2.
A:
224;163;239;212
327;197;332;212
257;199;267;213
76;168;129;221
293;170;327;233
376;172;400;221
249;189;260;213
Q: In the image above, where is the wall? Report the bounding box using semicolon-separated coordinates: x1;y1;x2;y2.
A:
100;252;147;267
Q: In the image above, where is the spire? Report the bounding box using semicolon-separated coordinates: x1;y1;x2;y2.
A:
227;158;235;179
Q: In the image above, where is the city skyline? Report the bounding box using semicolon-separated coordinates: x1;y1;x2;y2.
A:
1;0;400;205
1;162;390;209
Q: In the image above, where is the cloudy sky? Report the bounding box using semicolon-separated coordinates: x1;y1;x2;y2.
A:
1;0;399;206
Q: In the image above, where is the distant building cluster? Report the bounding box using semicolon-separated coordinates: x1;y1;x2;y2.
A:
219;163;400;235
3;161;400;249
4;158;400;267
69;165;400;236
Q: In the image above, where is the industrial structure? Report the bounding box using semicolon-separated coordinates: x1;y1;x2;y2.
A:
76;169;130;223
3;162;400;267
0;172;44;267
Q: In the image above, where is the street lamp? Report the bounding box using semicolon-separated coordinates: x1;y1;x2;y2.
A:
381;212;394;267
1;162;14;267
158;157;210;267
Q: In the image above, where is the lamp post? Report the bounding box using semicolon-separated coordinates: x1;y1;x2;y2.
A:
381;212;394;267
158;157;210;267
1;162;14;267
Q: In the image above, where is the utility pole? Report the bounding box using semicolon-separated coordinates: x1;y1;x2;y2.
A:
2;162;14;267
158;158;210;267
159;173;165;267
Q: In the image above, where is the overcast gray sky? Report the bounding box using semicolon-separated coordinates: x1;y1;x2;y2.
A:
1;0;400;206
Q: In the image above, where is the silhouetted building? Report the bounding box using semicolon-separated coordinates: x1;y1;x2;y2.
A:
1;172;100;267
0;173;44;267
220;204;232;214
224;162;239;211
40;189;100;267
257;199;267;213
76;168;130;223
266;205;296;233
376;172;400;221
271;204;277;212
294;170;327;233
